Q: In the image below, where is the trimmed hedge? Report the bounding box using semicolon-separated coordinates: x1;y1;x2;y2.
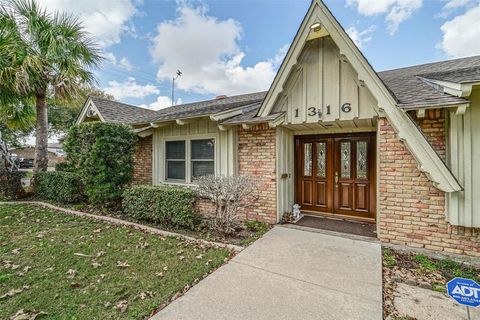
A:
122;185;196;229
0;170;25;199
63;122;136;206
36;171;84;203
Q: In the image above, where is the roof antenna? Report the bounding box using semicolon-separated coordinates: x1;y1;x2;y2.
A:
171;70;182;107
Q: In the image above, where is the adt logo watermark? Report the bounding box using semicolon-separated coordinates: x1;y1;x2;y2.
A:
447;277;480;308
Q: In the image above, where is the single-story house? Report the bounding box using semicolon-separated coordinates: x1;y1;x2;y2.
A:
76;0;479;257
11;145;64;167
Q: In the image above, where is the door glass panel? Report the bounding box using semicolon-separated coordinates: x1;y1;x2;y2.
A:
316;142;326;177
357;141;368;179
303;143;312;176
340;141;351;178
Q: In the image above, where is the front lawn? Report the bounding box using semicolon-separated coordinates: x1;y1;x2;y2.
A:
0;204;231;319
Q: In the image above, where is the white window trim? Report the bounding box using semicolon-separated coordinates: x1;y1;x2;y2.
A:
161;134;218;185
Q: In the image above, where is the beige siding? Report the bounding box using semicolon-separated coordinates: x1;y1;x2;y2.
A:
276;127;295;220
152;118;237;185
273;37;378;125
447;88;480;228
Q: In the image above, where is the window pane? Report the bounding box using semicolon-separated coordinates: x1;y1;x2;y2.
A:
192;161;214;178
316;142;326;177
166;141;185;159
357;141;368;179
167;161;185;180
304;143;312;176
191;139;214;159
340;142;351;178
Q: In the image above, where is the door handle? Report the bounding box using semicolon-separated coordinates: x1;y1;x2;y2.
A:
335;171;339;186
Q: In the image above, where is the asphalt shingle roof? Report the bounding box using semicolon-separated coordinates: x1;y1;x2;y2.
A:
89;96;158;124
88;55;480;124
377;55;480;109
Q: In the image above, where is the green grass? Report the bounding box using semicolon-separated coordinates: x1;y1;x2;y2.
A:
383;248;397;268
0;204;231;319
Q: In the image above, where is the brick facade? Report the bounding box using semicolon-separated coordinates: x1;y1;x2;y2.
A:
378;111;480;257
222;123;277;224
132;136;152;184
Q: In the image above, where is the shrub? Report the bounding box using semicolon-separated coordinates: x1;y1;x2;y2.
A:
196;175;259;235
36;171;84;203
55;162;73;172
122;185;196;228
0;170;25;199
63;122;136;206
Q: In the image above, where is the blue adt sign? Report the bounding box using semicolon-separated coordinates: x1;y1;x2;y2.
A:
447;277;480;308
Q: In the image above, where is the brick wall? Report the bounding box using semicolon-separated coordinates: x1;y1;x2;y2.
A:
193;123;277;224
378;112;480;257
132;136;152;184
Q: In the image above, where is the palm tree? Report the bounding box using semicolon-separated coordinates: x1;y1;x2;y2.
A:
0;0;102;174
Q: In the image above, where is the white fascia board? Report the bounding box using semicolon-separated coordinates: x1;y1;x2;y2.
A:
424;79;480;97
210;106;245;121
75;98;105;125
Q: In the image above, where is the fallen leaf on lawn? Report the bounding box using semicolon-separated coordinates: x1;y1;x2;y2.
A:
91;262;102;268
196;254;203;260
0;286;29;299
155;272;164;277
136;291;154;300
10;309;47;320
104;301;111;307
44;267;53;272
116;261;130;268
136;242;149;249
12;248;20;254
70;282;81;288
36;232;46;239
23;266;31;273
96;251;106;257
177;250;184;255
205;259;213;266
179;256;185;260
11;264;20;270
106;242;111;247
73;253;90;257
100;274;106;279
66;269;77;279
163;266;168;271
93;228;102;233
114;300;128;313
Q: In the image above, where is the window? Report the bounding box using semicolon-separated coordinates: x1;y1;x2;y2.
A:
166;141;185;181
191;139;215;180
164;138;215;183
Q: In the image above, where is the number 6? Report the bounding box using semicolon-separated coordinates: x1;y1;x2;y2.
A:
341;103;351;113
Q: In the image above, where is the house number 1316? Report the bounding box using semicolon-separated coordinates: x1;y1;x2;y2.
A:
294;103;352;118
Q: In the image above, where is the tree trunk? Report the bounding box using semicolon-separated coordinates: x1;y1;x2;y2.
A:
33;92;48;175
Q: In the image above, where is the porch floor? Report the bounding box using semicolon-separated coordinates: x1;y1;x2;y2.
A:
294;214;377;238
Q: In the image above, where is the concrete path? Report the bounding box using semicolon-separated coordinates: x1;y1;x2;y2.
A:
152;226;383;320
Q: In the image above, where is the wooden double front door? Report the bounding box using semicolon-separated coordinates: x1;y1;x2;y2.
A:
295;133;376;221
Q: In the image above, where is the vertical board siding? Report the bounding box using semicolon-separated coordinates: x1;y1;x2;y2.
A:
276;127;295;220
152;119;236;185
447;91;480;228
272;37;378;124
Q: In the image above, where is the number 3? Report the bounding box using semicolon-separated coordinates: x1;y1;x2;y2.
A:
341;103;352;113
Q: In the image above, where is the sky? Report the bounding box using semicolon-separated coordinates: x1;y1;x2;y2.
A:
36;0;480;110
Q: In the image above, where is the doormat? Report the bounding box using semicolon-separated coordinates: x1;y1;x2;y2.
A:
295;215;377;238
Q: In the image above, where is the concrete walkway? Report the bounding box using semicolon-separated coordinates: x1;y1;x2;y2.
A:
152;226;383;320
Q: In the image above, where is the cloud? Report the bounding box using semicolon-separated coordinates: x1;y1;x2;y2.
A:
140;96;183;110
104;77;159;100
439;3;480;57
437;0;473;18
119;57;133;71
37;0;139;47
150;5;287;96
346;25;376;48
347;0;422;35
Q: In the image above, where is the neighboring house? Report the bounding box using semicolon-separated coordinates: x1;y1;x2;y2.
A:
47;143;64;156
76;0;479;257
11;146;64;167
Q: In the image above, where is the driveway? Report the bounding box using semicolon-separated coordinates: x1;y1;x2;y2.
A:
152;226;383;320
